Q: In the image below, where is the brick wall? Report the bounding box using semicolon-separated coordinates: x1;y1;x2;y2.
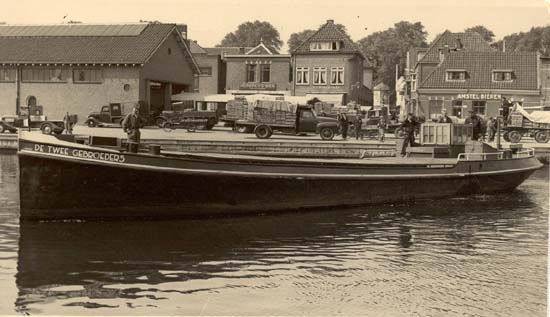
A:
541;57;550;107
225;57;291;94
0;67;141;123
142;33;195;86
417;92;541;120
195;54;221;96
293;54;362;96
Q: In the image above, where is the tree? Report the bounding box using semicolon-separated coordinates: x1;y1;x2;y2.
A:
217;20;282;50
358;21;428;104
287;23;350;53
465;25;495;43
493;26;550;55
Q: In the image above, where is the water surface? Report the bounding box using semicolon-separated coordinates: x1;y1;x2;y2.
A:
0;154;547;316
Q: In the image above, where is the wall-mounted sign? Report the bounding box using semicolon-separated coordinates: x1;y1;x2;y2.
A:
239;82;276;90
457;93;501;100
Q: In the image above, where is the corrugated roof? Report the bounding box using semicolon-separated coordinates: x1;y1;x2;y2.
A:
0;23;197;66
418;31;494;64
0;24;148;37
419;51;538;91
292;20;363;57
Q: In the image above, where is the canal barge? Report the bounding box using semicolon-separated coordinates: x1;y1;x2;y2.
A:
17;125;542;221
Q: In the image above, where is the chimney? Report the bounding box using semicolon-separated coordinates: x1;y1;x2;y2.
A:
176;24;187;39
456;38;464;50
327;19;334;24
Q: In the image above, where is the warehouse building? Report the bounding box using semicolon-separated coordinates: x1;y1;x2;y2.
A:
0;23;199;121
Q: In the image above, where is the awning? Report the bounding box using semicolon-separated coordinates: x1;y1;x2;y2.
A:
305;93;344;105
203;94;235;103
283;96;310;105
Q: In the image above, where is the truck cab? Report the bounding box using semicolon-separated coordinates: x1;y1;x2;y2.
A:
85;103;123;127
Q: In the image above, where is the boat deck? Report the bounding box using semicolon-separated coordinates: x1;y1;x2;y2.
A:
162;150;459;166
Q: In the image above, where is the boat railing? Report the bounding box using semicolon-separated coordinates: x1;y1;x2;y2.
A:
457;152;504;161
457;148;535;161
513;148;535;158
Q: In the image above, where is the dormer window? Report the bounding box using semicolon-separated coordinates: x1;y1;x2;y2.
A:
310;41;340;51
493;70;513;82
446;70;466;81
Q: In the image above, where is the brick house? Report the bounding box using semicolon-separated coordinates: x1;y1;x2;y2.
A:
223;41;292;97
291;19;372;106
0;23;199;121
416;51;540;120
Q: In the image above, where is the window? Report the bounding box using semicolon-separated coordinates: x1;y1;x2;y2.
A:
0;68;15;82
410;74;417;92
260;64;270;83
472;101;486;115
313;67;327;85
72;69;103;83
310;42;340;51
493;71;513;82
330;67;344;85
446;71;466;81
296;67;309;85
193;75;199;92
452;100;463;118
246;64;257;83
22;68;66;82
199;66;212;76
428;100;443;120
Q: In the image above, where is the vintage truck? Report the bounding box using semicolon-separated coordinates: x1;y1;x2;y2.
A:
503;104;550;143
85;102;218;130
1;105;67;134
235;100;339;140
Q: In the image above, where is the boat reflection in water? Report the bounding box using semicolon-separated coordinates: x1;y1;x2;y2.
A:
15;176;548;316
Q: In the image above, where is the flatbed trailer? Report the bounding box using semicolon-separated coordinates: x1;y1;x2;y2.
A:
503;106;550;143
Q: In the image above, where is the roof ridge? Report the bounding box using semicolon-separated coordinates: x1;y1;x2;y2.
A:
292;24;327;53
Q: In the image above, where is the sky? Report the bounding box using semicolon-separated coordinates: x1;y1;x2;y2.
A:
2;0;550;52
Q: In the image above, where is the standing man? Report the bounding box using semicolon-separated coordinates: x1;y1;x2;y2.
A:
438;109;453;123
122;104;142;145
338;112;349;140
378;117;387;142
487;117;497;142
353;113;363;140
400;113;417;157
465;110;483;141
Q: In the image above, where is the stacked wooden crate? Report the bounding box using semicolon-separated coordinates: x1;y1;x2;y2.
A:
252;100;296;126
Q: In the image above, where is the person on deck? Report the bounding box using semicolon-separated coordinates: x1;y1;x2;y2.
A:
122;104;143;145
465;110;483;141
63;112;73;134
438;109;453;123
487;117;497;142
400;113;417;157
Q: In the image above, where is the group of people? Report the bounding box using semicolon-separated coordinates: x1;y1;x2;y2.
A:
336;112;387;142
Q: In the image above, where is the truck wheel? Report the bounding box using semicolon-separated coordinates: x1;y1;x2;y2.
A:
87;120;97;128
187;123;196;132
502;131;510;142
254;125;272;139
508;130;522;143
0;125;4;133
156;118;166;128
41;123;54;135
162;122;173;133
319;127;335;140
534;130;550;143
394;127;405;138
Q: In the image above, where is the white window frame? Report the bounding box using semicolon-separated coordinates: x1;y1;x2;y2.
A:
310;42;340;51
296;67;310;85
492;71;513;82
312;67;327;85
446;71;466;82
330;67;344;86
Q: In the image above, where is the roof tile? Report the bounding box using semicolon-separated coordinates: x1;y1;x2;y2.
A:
292;20;363;56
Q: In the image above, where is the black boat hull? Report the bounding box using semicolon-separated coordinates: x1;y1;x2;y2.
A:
18;138;541;220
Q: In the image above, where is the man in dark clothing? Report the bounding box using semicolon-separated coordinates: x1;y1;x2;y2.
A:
465;110;483;141
337;113;349;140
438;109;453;123
122;105;142;144
400;113;416;156
353;113;363;140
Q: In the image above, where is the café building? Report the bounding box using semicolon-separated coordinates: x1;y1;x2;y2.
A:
416;51;541;120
